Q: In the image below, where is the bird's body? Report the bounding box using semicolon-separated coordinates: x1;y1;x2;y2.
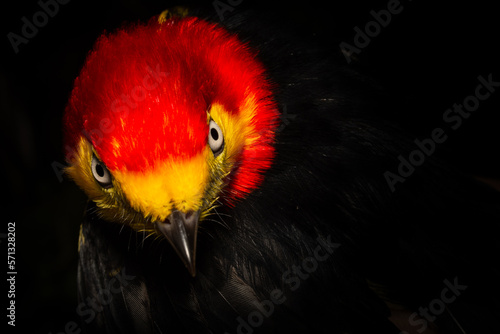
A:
66;8;500;334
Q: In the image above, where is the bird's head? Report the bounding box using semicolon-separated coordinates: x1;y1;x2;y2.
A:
64;15;279;275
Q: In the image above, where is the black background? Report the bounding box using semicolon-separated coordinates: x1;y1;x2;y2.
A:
1;0;499;332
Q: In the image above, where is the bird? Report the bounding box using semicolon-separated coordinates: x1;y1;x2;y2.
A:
63;6;500;334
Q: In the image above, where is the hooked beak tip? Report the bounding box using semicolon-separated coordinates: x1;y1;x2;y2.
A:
156;209;200;277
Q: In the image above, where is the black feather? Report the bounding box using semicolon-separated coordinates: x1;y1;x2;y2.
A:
76;6;500;334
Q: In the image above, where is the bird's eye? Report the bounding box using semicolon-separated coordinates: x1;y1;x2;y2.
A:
208;120;224;156
91;155;113;188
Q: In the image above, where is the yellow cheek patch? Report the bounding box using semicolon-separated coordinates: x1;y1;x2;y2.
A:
209;94;259;162
65;137;114;205
112;148;210;222
65;93;262;228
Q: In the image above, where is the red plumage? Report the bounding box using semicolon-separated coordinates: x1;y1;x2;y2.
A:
64;16;279;203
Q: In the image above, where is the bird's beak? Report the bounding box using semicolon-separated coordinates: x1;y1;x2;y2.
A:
156;209;200;276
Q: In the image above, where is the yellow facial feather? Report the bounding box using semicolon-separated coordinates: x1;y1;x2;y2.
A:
65;93;260;233
113;148;210;222
209;94;259;162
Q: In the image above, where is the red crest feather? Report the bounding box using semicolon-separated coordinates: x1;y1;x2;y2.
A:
64;16;279;203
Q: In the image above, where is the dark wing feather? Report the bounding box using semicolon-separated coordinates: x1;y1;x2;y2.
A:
76;6;500;334
78;200;404;333
78;213;154;333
